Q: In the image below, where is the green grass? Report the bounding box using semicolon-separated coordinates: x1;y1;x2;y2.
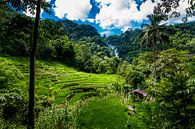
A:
0;56;119;105
76;95;129;129
1;56;129;128
68;92;98;105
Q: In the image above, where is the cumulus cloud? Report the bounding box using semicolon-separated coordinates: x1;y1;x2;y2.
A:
25;0;195;33
25;0;92;21
100;30;115;36
95;0;195;32
95;0;157;31
87;18;95;23
54;0;92;20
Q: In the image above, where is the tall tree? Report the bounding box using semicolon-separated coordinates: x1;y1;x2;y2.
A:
140;0;194;83
149;49;195;129
28;0;41;128
3;0;49;128
139;13;169;83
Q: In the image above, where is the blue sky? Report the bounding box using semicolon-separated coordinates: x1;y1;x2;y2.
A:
36;0;195;35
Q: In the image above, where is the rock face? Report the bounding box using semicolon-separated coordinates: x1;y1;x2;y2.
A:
127;105;135;115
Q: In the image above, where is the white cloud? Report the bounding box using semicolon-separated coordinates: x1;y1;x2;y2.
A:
54;0;92;20
25;0;195;33
121;25;131;32
100;30;115;36
95;0;195;32
95;0;157;31
135;0;156;21
87;18;95;23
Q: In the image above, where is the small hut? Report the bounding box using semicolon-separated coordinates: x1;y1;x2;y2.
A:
131;89;148;101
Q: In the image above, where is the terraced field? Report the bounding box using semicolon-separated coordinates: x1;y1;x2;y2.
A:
0;56;119;106
76;95;128;129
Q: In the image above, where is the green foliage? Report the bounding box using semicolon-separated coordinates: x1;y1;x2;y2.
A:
0;14;33;56
0;58;26;125
106;29;142;61
1;2;195;128
0;58;23;88
74;41;93;71
52;36;74;62
62;20;100;41
0;92;27;121
75;95;128;129
125;49;195;129
0;56;118;106
172;20;195;35
105;21;195;62
74;41;119;73
170;31;194;53
188;38;195;53
0;7;118;74
139;14;169;52
118;61;146;89
102;56;120;74
40;19;66;40
127;102;162;129
35;107;74;129
0;56;119;128
70;24;100;41
148;49;195;129
90;55;120;74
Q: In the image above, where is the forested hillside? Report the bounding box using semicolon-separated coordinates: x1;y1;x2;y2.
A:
0;0;195;129
0;6;120;74
106;21;195;62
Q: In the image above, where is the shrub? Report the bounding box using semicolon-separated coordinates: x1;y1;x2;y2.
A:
35;107;74;129
0;92;27;122
0;59;23;88
117;61;145;89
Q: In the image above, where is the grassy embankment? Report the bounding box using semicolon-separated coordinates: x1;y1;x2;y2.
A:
0;56;129;128
0;56;120;105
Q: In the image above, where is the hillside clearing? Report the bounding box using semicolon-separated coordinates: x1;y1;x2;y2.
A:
0;56;119;106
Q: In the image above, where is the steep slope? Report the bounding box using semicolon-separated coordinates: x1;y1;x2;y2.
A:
0;56;118;106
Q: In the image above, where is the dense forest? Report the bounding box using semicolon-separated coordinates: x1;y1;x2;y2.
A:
0;0;195;129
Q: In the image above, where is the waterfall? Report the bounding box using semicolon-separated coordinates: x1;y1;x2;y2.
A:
106;42;119;57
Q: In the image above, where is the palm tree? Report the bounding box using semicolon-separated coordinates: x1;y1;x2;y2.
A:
139;14;169;83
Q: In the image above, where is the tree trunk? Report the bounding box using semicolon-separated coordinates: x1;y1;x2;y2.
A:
28;0;41;129
153;34;157;83
153;59;157;83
